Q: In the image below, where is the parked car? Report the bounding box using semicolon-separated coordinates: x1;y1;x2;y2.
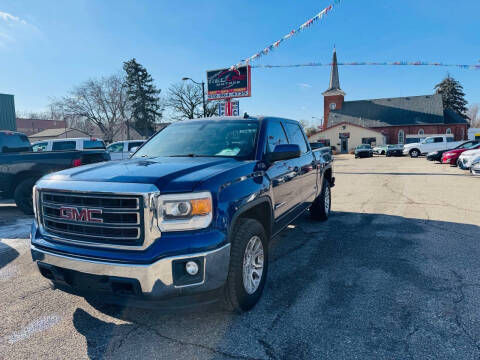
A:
385;144;404;157
470;157;480;176
426;140;479;162
442;143;480;165
373;145;388;155
31;138;106;152
30;116;334;311
457;149;480;170
355;144;373;158
107;140;146;161
402;135;463;158
0;131;110;214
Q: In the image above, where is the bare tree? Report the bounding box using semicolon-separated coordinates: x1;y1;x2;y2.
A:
165;82;217;121
51;74;131;142
467;104;480;127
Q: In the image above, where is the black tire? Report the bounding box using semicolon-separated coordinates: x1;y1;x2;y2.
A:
224;218;268;312
310;179;331;221
381;151;385;155
14;177;37;215
409;149;420;158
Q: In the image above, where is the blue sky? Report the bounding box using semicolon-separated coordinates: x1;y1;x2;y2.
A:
0;0;479;127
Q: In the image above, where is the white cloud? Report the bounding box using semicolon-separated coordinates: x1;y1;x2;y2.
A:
0;11;27;24
298;83;312;88
0;11;36;48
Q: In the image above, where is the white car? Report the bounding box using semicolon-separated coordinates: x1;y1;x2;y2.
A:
471;157;480;176
107;140;145;161
31;137;106;152
403;135;464;158
458;149;480;170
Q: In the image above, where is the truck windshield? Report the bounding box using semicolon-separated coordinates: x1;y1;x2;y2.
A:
133;121;259;160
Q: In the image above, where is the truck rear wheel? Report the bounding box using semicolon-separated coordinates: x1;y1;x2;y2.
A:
310;180;331;221
224;218;268;312
14;178;36;215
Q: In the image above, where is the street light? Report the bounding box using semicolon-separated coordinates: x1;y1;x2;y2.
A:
182;77;206;117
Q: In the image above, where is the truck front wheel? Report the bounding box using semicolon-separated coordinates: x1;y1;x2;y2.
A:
14;178;36;215
224;218;268;312
310;180;331;221
409;149;420;158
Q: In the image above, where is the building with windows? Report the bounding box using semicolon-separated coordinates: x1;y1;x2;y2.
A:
309;49;469;152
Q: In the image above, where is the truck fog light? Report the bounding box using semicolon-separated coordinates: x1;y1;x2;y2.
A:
185;261;199;275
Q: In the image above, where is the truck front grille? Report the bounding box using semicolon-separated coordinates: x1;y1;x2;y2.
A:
39;191;144;247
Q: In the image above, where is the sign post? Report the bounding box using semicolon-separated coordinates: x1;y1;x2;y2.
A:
206;66;251;116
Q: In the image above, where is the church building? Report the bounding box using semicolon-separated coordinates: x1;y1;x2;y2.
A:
309;49;469;153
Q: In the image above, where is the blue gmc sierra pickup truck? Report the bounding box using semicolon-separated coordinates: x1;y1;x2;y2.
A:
30;116;334;311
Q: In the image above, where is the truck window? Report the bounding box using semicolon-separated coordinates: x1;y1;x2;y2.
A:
52;141;76;151
266;122;288;153
447;137;455;142
128;142;143;151
107;143;124;152
83;140;106;149
434;137;444;143
0;133;31;153
32;142;48;152
284;123;308;154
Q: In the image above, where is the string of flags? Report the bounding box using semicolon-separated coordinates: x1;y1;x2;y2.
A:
251;62;480;70
233;0;341;69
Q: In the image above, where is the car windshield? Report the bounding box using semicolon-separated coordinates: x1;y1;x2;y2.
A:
133;120;259;160
463;142;479;149
357;145;371;149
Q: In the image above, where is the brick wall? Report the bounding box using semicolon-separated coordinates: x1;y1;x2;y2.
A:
375;124;468;143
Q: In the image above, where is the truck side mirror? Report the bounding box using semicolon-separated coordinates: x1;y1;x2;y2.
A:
265;144;301;162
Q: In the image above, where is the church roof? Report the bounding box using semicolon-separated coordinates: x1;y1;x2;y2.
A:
327;93;466;128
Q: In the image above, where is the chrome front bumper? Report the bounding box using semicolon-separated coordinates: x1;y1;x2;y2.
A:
31;243;230;298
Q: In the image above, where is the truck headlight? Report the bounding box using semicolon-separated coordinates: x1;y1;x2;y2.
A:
472;158;480;166
157;192;213;231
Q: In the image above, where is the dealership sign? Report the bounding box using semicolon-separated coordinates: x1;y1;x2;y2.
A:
339;132;350;139
206;66;251;100
218;100;239;116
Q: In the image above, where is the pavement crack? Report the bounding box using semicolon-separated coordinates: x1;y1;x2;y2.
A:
258;339;279;360
451;271;480;355
137;321;265;360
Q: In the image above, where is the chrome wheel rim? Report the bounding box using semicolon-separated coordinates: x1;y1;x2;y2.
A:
324;185;330;214
243;236;264;295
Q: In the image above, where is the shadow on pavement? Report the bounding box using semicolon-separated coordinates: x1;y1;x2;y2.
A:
73;212;480;360
0;242;19;270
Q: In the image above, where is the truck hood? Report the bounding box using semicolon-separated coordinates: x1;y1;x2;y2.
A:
42;157;246;192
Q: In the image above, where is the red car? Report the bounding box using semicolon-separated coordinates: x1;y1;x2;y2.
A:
442;143;480;165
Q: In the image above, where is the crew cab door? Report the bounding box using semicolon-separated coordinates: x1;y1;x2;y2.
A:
265;121;297;218
422;136;445;153
283;122;318;204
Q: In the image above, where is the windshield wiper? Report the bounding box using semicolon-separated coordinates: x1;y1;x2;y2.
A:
169;154;197;157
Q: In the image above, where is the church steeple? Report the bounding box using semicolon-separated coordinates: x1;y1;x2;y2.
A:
322;47;345;96
322;47;345;129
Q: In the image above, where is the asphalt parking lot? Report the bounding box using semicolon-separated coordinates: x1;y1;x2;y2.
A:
1;155;479;359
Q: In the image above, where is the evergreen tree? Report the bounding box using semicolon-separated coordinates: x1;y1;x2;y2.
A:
434;75;468;118
123;58;162;136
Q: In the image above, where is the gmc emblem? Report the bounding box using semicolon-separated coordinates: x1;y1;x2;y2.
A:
59;207;103;223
